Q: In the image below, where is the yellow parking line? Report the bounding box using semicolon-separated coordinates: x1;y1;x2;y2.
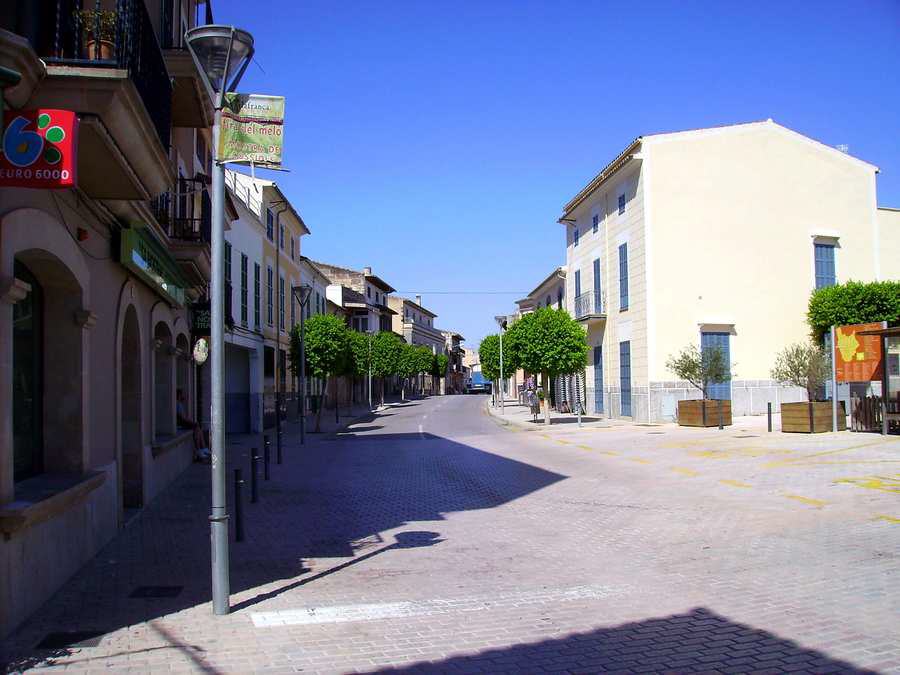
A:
783;494;828;508
834;475;900;494
671;467;699;477
598;450;620;456
628;458;653;465
719;479;752;488
875;515;900;524
556;439;573;446
576;444;593;451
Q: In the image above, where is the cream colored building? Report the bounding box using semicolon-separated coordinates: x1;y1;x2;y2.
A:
389;294;444;353
560;119;899;423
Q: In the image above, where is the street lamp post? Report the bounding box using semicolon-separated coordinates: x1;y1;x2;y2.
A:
291;285;312;444
185;24;254;617
495;316;507;415
367;330;374;410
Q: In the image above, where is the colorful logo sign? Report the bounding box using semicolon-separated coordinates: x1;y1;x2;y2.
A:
0;110;78;189
834;322;884;383
219;94;284;166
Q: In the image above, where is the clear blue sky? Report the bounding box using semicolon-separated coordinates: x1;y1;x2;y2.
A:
216;0;900;351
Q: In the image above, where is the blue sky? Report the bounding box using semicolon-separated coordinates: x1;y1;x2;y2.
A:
216;0;900;350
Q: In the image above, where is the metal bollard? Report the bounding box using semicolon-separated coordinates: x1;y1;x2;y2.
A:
264;442;270;481
718;399;724;430
767;402;773;432
234;469;244;542
276;427;283;465
250;448;259;504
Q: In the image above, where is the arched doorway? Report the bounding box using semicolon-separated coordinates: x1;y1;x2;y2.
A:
154;322;174;438
121;306;143;509
12;260;44;481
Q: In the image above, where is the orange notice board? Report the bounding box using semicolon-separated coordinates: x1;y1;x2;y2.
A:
834;322;884;383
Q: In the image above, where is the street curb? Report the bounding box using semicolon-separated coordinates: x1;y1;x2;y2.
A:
483;398;619;431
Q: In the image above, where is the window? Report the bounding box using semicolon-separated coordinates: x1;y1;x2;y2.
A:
618;243;629;310
290;289;295;328
546;294;551;307
557;287;563;309
620;341;631;416
367;287;371;299
573;225;579;247
701;332;732;400
254;263;261;328
224;241;232;288
592;213;599;234
316;292;322;314
290;237;295;260
12;260;43;481
279;223;285;250
814;243;836;289
266;209;274;241
593;346;603;414
618;192;626;215
240;254;248;326
266;266;273;326
574;269;581;298
279;277;285;331
593;258;602;313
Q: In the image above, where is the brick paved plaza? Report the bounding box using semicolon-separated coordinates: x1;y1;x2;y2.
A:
2;395;899;674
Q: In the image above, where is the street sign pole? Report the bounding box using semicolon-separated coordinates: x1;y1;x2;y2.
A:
831;325;838;432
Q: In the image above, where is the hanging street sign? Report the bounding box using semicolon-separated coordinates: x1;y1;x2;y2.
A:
0;109;78;189
834;322;885;383
219;94;284;166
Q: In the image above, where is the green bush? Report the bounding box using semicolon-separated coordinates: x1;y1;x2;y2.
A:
807;280;900;341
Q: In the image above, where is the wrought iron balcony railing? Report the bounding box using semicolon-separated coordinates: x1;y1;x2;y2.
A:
151;178;212;244
574;290;604;319
34;0;172;149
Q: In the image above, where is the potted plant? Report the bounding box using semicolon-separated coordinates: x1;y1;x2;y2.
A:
666;344;732;426
77;8;117;60
771;342;845;433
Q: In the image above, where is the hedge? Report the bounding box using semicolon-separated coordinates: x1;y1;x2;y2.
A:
807;280;900;341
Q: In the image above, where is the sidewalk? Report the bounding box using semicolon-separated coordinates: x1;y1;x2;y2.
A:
484;397;623;430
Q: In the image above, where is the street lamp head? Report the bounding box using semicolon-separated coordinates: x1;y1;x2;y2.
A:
184;25;254;105
494;315;508;330
291;284;313;306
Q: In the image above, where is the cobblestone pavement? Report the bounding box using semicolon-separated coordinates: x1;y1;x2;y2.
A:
3;395;899;674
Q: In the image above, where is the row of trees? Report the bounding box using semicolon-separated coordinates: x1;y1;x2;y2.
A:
479;307;589;425
289;314;450;431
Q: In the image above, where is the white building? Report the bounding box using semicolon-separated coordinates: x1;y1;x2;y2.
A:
559;119;900;422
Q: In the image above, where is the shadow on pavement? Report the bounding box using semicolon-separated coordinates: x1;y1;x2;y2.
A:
375;606;876;674
2;426;566;670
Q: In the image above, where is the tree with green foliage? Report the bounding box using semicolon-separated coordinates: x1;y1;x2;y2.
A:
371;331;404;406
665;344;731;400
808;280;900;342
504;307;588;424
289;313;349;431
414;346;433;394
771;341;830;402
478;334;504;404
433;353;449;394
396;343;420;401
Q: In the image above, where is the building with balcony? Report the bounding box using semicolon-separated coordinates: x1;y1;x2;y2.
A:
559;119;900;423
388;295;444;352
440;331;466;394
318;262;396;334
0;0;220;637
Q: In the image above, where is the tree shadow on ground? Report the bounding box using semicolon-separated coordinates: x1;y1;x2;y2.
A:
376;606;876;674
525;416;603;425
1;428;565;669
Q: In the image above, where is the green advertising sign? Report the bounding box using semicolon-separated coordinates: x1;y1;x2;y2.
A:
219;93;285;166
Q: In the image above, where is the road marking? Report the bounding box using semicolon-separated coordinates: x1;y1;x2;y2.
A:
598;450;620;456
576;444;593;451
719;479;752;488
671;467;699;477
556;439;572;445
783;494;828;508
834;475;900;494
628;458;652;464
874;515;900;524
250;583;631;628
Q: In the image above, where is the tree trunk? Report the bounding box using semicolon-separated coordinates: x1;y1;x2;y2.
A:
401;378;406;402
380;378;385;408
542;372;551;425
315;379;327;433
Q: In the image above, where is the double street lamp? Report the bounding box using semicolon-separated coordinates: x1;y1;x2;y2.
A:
494;316;507;414
185;24;255;617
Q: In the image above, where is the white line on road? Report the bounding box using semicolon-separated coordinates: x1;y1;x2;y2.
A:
418;424;424;439
249;583;631;628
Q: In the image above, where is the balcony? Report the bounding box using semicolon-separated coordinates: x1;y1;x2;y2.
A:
160;0;214;127
150;177;211;287
6;0;174;199
574;290;606;324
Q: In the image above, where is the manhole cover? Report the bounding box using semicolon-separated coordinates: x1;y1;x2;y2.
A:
130;585;183;598
36;631;107;649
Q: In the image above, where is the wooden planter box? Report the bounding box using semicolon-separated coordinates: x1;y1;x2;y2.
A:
677;399;732;427
781;401;847;433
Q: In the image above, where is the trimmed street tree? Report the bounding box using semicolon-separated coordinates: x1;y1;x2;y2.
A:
505;307;588;424
807;280;900;341
433;353;449;394
415;346;433;394
478;334;504;405
371;330;404;407
397;342;419;401
289;313;349;432
665;344;730;400
771;341;830;401
347;330;375;405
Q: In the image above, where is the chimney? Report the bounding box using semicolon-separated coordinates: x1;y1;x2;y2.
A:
415;294;422;306
363;266;372;275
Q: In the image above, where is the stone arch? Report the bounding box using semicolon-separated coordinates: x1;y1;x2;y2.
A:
1;208;91;500
153;321;176;438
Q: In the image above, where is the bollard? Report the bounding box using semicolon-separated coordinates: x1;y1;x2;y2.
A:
263;433;270;460
250;448;259;504
767;402;773;432
234;469;244;542
264;442;270;481
276;427;283;465
718;399;723;430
